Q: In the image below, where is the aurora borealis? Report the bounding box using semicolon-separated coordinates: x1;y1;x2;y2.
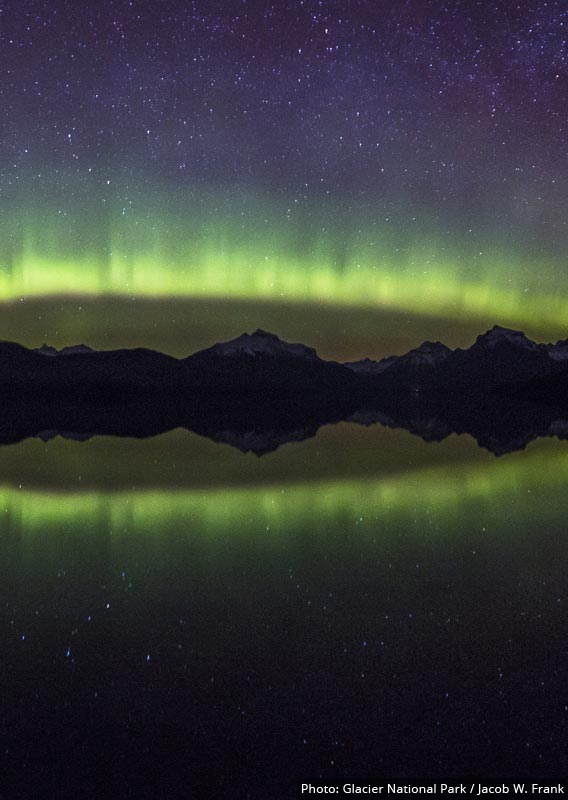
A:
3;429;568;535
5;191;568;330
3;2;568;333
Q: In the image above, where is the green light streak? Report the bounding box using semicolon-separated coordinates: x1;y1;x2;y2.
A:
1;192;567;329
4;442;568;540
2;251;567;330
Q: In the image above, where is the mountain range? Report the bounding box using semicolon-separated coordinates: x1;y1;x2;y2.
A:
1;325;568;455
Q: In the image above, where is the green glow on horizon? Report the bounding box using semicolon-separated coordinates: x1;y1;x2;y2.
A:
2;250;568;330
1;192;568;329
4;441;568;538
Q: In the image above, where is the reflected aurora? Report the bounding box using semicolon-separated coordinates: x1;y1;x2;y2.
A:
5;441;568;539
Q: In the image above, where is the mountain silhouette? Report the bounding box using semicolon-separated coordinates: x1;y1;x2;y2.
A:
0;325;566;455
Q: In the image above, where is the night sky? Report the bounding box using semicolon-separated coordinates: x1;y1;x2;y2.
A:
5;6;568;792
2;0;568;327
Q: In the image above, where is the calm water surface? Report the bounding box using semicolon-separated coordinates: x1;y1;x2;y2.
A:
2;422;567;797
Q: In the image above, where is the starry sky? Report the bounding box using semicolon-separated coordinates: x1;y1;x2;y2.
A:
2;0;568;328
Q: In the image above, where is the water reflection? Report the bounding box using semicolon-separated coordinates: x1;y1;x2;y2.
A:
2;426;567;795
3;436;568;532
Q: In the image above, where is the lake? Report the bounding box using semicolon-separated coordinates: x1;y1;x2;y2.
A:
2;418;567;797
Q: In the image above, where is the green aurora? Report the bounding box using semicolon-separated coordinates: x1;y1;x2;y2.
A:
2;190;567;332
2;432;567;540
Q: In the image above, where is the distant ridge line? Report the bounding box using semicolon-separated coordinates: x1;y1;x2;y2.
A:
0;325;564;456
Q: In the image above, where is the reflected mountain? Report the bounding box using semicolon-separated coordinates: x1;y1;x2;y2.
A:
2;326;568;455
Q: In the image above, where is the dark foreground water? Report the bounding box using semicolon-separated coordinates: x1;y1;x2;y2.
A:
1;423;567;798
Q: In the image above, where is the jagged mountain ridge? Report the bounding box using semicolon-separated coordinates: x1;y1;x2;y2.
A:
35;344;94;356
0;324;566;456
11;323;568;391
8;323;568;401
344;324;568;394
196;328;320;362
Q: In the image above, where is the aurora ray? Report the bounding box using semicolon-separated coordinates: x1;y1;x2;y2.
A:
1;190;567;330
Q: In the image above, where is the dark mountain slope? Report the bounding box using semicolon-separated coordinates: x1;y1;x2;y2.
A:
0;325;567;455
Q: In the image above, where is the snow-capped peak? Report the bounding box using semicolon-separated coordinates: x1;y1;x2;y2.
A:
208;329;320;361
344;342;451;374
342;355;397;375
403;340;452;366
545;337;568;360
35;343;94;356
35;344;59;356
473;325;538;351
